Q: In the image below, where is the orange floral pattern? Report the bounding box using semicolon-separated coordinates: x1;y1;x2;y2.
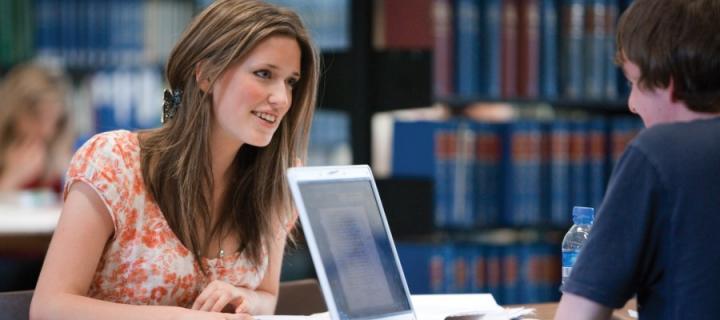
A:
64;130;270;307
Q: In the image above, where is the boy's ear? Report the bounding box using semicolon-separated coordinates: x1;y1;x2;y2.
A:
195;61;210;93
668;77;679;103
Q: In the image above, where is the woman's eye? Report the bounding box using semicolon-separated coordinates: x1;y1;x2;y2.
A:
254;70;271;79
287;78;299;88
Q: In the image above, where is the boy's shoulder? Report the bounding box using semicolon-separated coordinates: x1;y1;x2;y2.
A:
631;118;720;159
637;118;720;141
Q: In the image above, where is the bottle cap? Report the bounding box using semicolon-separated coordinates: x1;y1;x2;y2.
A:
572;206;595;225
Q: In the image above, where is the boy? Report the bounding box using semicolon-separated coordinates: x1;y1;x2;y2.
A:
555;0;720;319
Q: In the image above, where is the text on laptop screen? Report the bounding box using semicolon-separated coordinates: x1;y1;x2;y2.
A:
298;179;412;320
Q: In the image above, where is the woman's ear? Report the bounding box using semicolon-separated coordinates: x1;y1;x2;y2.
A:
195;61;210;93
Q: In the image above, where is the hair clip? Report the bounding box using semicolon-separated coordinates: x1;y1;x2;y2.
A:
162;89;183;123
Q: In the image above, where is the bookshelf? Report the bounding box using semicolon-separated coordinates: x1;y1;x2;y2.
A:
364;0;645;305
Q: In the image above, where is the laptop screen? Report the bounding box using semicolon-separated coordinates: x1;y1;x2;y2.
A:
298;178;412;320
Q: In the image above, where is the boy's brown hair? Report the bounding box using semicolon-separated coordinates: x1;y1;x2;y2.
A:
616;0;720;113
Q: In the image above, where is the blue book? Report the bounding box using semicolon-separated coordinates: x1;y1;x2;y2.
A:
450;122;475;228
472;121;502;227
132;0;144;65
539;0;560;98
449;243;475;293
548;120;572;226
108;0;122;65
605;0;620;99
561;0;585;98
484;245;504;303
539;243;562;301
483;0;503;98
501;245;521;304
60;0;79;66
455;0;483;97
583;0;607;99
86;0;101;66
392;121;442;178
519;244;545;303
453;122;477;229
470;244;487;293
502;121;544;226
587;117;607;209
569;119;589;207
434;121;460;228
38;0;54;62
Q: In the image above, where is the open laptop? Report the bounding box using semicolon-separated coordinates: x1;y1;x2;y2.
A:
287;165;416;320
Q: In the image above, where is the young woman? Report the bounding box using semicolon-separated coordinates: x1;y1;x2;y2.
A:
0;63;72;193
30;1;319;319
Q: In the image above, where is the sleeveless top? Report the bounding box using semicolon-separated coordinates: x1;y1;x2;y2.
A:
64;130;278;307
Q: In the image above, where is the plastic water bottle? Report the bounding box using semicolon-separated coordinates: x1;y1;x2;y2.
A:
561;206;595;285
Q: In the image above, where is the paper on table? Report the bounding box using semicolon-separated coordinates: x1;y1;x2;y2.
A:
257;294;530;320
410;294;503;320
255;315;329;320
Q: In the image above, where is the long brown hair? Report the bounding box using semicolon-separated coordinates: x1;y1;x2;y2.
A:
139;0;319;272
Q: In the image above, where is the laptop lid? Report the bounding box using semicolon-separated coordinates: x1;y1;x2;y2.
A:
287;165;416;320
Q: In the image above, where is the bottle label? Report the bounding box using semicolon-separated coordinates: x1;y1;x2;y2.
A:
561;251;580;283
562;250;579;268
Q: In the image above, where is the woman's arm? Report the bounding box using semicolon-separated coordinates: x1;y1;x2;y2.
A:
191;221;290;315
244;226;288;314
30;182;247;320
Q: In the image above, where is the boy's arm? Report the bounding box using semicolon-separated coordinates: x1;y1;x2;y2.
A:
555;293;612;320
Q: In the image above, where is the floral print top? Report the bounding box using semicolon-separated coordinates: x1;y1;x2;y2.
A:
64;130;271;307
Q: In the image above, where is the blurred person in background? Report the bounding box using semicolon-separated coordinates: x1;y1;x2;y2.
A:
0;63;73;194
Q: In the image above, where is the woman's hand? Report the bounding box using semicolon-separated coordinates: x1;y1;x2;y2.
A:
191;280;259;314
0;137;46;190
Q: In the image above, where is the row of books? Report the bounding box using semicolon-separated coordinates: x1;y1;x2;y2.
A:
433;0;635;100
31;0;194;68
2;0;350;68
391;116;643;229
396;240;561;305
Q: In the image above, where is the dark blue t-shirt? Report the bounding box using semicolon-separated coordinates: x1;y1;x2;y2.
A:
561;117;720;319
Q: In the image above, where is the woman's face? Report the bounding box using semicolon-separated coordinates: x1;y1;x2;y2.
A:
17;94;64;142
209;35;301;149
